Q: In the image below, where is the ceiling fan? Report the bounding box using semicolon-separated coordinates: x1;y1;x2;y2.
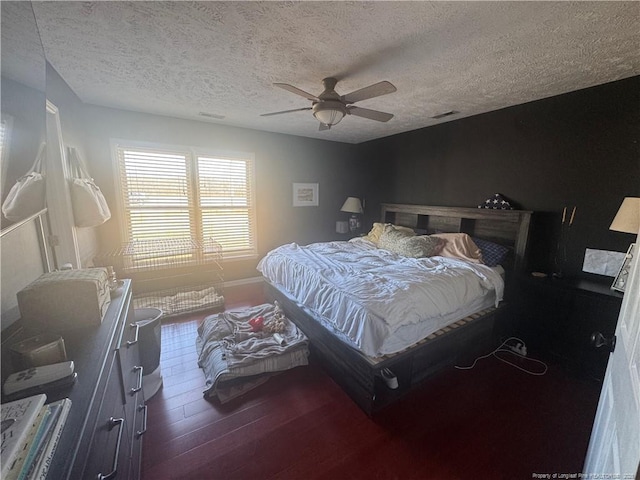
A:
261;77;397;130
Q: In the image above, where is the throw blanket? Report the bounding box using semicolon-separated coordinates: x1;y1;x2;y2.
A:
196;303;309;400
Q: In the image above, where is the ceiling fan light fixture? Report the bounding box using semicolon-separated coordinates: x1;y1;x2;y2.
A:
313;101;346;126
265;78;396;127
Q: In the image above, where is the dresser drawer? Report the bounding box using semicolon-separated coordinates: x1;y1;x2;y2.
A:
129;398;147;480
118;333;142;400
113;290;144;480
117;293;140;397
83;354;132;480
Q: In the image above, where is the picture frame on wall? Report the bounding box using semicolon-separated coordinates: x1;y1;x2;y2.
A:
293;183;319;207
611;243;636;293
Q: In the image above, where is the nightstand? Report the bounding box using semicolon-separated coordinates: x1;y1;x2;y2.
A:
512;275;623;382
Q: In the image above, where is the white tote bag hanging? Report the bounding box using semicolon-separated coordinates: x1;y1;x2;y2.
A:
68;147;111;227
2;142;47;221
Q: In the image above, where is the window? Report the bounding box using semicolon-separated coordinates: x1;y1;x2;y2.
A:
114;142;256;259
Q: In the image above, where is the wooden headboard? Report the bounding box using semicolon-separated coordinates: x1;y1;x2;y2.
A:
380;203;532;271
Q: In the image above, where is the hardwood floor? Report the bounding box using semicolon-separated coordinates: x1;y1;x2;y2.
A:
141;282;602;480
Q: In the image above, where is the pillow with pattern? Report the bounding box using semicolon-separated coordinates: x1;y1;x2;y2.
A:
379;228;444;258
364;223;415;245
472;237;510;267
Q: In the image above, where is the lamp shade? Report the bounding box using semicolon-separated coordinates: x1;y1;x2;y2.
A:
313;101;346;126
610;197;640;234
341;197;363;214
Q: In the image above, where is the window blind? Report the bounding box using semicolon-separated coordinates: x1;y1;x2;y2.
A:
116;144;256;259
198;155;256;257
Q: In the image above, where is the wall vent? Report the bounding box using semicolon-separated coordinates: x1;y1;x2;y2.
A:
198;112;226;120
431;110;459;119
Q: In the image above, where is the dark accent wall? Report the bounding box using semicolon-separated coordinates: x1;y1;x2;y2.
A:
359;76;640;278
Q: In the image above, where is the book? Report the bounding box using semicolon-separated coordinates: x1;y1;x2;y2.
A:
11;406;53;480
25;398;71;480
16;400;62;480
18;399;64;480
1;394;47;478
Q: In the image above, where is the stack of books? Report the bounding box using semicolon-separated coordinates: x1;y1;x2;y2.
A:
1;393;71;480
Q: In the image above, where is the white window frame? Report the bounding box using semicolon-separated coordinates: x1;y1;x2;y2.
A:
111;139;258;261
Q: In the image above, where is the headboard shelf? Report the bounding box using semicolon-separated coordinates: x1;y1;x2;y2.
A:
380;203;532;271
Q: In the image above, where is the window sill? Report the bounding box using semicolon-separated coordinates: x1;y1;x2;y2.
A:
223;253;259;262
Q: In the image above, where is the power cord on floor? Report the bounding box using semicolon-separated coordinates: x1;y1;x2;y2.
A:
455;336;548;376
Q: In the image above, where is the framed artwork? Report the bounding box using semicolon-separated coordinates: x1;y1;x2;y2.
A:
611;243;636;292
293;183;319;207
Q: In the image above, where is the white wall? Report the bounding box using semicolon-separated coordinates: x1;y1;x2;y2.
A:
46;64;100;267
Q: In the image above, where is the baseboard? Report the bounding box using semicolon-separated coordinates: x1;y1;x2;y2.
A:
224;276;264;288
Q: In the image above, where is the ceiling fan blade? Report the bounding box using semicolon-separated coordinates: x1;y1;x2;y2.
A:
348;106;394;122
341;81;397;104
260;107;312;117
274;83;320;101
319;123;331;131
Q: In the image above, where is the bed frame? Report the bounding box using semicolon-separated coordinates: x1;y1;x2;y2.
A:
265;204;532;415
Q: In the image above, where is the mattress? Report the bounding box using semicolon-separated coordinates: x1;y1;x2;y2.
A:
257;238;505;358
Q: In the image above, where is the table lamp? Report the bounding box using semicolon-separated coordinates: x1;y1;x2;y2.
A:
341;197;363;232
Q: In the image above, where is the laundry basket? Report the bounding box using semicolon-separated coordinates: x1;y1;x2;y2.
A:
134;307;163;399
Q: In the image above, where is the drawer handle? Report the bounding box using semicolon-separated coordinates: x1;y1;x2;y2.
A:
97;417;124;480
130;365;143;395
127;323;140;347
136;403;148;438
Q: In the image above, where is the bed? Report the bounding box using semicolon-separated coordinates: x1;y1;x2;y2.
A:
260;203;532;414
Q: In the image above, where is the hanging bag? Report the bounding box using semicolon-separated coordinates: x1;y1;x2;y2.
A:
2;142;47;221
68;147;111;227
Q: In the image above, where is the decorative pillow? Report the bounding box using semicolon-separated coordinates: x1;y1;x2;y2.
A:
364;223;415;246
379;228;444;258
472;237;510;267
431;233;483;263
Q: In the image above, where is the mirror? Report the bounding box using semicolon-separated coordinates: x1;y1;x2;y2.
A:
1;1;46;231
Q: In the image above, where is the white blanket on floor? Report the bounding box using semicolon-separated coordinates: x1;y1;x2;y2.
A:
196;303;309;399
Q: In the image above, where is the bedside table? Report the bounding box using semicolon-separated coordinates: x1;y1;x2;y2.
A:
512;275;623;382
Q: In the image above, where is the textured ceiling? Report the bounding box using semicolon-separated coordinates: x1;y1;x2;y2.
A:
1;2;46;92
23;2;640;143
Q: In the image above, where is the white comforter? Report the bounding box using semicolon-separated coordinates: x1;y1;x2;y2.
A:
257;238;505;358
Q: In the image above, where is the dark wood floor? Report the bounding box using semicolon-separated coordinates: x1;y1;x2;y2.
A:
141;282;602;480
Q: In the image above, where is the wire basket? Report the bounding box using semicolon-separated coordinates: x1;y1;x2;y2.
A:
95;237;224;317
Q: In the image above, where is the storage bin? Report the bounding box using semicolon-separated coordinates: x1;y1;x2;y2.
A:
17;268;110;330
134;307;163;399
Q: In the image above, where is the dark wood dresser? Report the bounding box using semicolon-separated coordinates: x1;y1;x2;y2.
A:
1;280;146;479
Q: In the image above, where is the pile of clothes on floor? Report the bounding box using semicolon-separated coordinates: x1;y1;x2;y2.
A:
196;302;309;403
